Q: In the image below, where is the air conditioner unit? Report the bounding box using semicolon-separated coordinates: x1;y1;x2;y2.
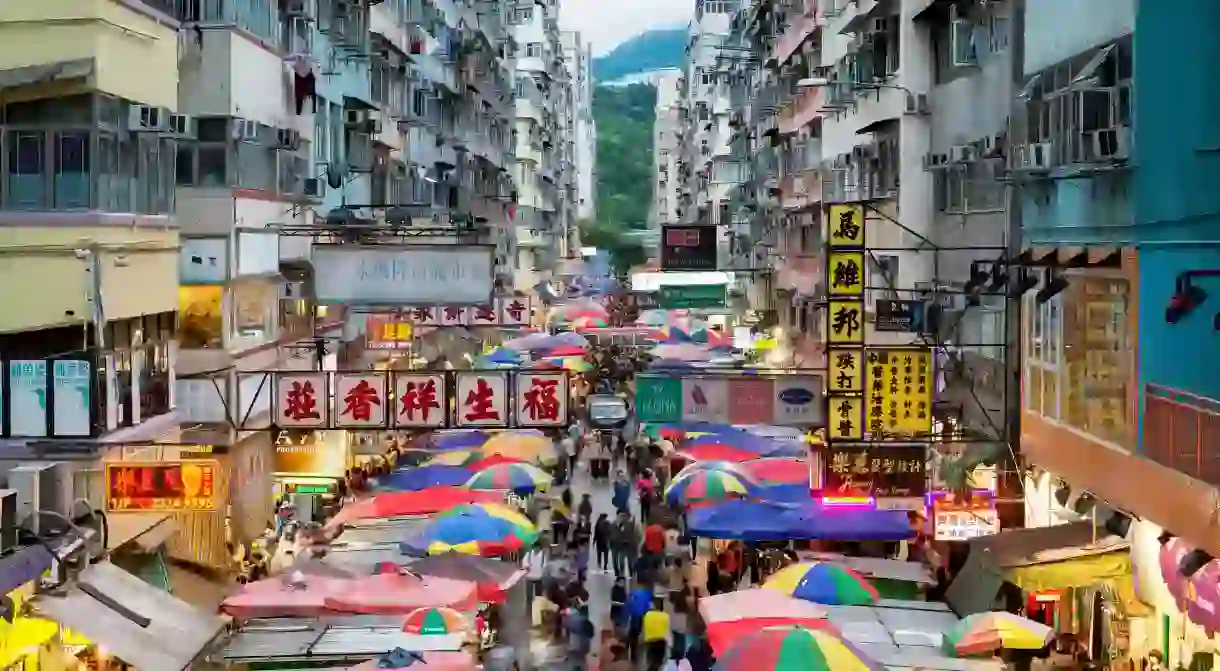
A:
949;145;975;163
277;128;302;151
344;109;370;127
167;113;197;138
282;0;310;16
921;153;938;171
868;17;887;32
127;104;167;132
1020;142;1053;170
232;117;259;142
9;463;63;537
303;177;323;197
903;92;929;115
1089;127;1130;161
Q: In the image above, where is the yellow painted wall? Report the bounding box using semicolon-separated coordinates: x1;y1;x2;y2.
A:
0;0;179;108
0;227;179;333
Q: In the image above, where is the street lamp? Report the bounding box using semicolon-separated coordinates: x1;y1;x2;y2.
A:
796;77;925;114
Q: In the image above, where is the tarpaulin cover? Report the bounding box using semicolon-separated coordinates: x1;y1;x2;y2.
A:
222;572;476;619
688;500;917;541
744;457;811;484
674;444;758;463
754;484;814;504
378;466;474;491
329;488;504;526
698;589;828;624
687;433;788;455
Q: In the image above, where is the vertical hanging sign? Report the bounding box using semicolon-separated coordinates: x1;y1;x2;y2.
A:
824;204;866;445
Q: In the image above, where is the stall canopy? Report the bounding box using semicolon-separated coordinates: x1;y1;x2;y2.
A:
329;487;504;526
687;500;916;541
945;520;1136;617
377;465;474;491
32;561;227;671
217;615;465;665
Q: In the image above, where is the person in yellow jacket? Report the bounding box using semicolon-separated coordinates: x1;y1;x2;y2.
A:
641;598;670;670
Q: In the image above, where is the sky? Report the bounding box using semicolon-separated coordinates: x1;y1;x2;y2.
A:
559;0;691;56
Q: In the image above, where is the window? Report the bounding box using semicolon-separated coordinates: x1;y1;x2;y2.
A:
935;162;1004;214
1062;276;1130;445
54;132;90;208
512;7;532;23
1024;293;1062;420
231;280;278;349
7;130;46;209
526;42;542;58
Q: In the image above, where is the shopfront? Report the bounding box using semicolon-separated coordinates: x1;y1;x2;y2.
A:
271;428;349;521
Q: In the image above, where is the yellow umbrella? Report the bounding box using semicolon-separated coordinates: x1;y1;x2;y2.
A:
422;450;477;466
481;432;557;465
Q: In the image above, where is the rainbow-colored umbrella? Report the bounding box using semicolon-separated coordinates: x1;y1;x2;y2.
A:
402;606;469;636
480;432;557;465
665;469;754;505
465;462;552;494
401;503;538;556
713;626;886;671
942;612;1054;657
763;562;879;606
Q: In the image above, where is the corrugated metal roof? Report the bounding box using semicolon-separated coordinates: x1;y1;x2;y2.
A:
217;616;463;662
219;628;321;660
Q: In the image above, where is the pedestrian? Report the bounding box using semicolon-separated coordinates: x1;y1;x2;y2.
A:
523;544;548;604
637;471;657;523
626;583;654;662
572;541;589;585
573;515;592;550
643;520;665;559
561;433;578;476
565;603;595;663
593;513;613;572
610;576;629;632
641;598;671;670
605;645;632;671
612;512;640;579
552;508;571;551
578;492;594;523
612;471;631;514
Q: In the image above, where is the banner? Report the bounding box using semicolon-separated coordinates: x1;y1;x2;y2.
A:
635;374;824;426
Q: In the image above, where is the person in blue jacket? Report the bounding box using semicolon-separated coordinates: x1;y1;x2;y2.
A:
612;470;631;513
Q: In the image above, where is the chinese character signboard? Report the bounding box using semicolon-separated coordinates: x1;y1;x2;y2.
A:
865;349;934;438
933;494;1000;541
372;297;534;331
821;443;926;509
634;374;824;427
106;461;218;512
366;317;414;350
661;225;718;271
455;371;509;427
824;204;867;454
335;374;387;428
516;372;570;427
257;371;568;429
277;374;329;428
395;373;447;428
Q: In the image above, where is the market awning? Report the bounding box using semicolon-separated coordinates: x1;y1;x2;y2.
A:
32;561;228;671
944;521;1133;617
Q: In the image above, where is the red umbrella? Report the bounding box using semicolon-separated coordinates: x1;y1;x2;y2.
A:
546;345;587;357
743;457;811;484
707;617;837;656
675;444;757;462
329;487;503;526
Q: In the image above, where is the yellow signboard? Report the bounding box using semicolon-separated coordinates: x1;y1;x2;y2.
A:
828;349;864;393
828;251;866;296
381;321;413;341
828;204;866;248
827;396;864;441
827;300;865;344
865;349;934;438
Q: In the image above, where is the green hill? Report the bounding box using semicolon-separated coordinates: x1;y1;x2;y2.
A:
592;28;687;83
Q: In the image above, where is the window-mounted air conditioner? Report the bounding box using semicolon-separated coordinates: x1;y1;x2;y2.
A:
167;113;196;139
1019;142;1053;170
1086;127;1130;161
127;104;167;132
282;0;311;16
949;145;975;163
277;128;302;151
232;117;259;142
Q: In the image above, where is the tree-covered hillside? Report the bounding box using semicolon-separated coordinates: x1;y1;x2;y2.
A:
591;28;687;83
583;83;657;271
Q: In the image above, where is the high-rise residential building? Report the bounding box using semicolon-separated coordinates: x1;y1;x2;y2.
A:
650;70;683;240
510;0;567;290
562;31;597;233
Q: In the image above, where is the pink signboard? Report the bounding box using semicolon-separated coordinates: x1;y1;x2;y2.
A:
727;378;775;425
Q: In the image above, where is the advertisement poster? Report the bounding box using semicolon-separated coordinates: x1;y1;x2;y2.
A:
273;430;346;477
106;461;218;511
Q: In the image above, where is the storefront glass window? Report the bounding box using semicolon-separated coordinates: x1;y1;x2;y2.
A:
231;280;277;349
1023;275;1132;447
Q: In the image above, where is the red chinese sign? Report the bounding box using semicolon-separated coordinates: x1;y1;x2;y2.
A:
455;372;508;427
335;374;386;427
106;461;218;512
386;297;533;328
515;372;569;427
277;374;328;427
395;373;447;428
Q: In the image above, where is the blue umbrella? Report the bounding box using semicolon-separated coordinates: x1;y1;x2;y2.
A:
431;431;489;451
686;500;807;541
687;432;783;455
753;483;813;504
377;465;473;491
796;503;917;541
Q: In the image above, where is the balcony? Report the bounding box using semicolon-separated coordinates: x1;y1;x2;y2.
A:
781;172;821;210
0;0;179;110
779;88;825;135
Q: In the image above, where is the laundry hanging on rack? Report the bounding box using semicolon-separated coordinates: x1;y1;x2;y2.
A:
291;56;317;115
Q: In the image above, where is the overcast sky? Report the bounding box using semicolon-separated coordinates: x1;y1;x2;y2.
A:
559;0;691;56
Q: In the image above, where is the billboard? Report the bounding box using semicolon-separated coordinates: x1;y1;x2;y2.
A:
635;373;824;427
312;245;495;305
106;461;218;512
660;225;718;271
243;370;569;430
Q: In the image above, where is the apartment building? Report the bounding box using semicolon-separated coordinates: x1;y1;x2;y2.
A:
510;0;566;290
562;31;597;234
650;70;683;234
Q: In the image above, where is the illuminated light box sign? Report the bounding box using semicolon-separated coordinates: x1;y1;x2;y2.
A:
312;244;495;305
635;373;825;427
820;442;927;511
366;297;534;345
106;461;218;512
231;371;572;430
